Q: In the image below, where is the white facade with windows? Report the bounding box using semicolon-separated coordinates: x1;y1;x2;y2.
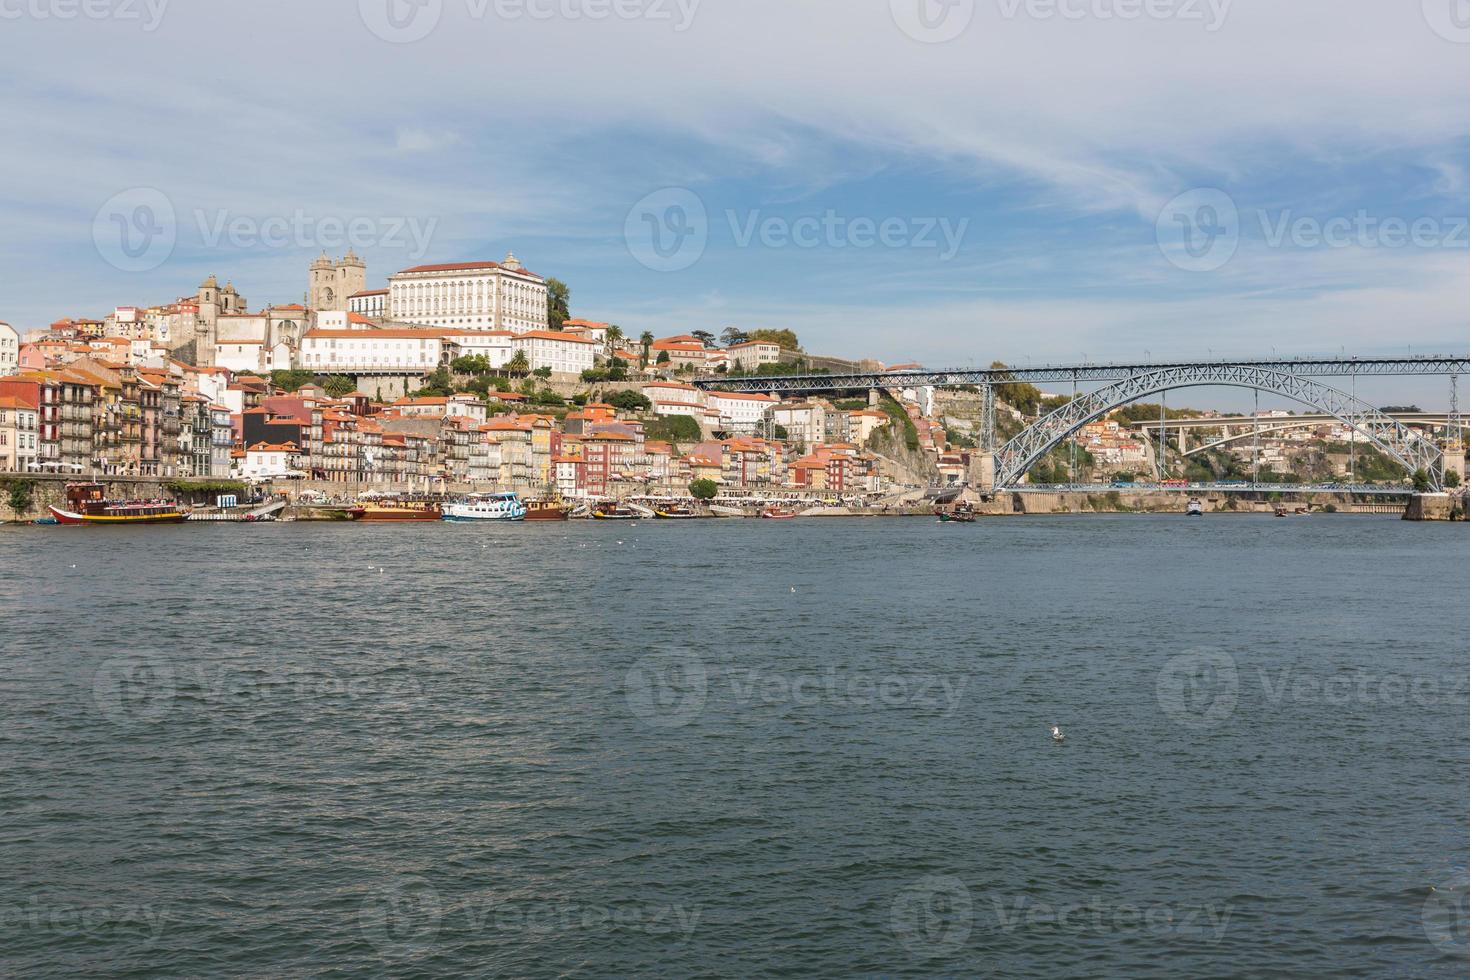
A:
0;322;18;376
709;391;780;432
387;253;548;333
299;328;448;372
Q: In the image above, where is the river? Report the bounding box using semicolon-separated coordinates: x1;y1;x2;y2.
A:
2;515;1468;976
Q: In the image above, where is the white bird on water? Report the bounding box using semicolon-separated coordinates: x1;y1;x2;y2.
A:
1051;725;1066;743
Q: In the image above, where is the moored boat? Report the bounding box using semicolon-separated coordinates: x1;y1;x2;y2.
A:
442;493;527;522
525;499;571;521
592;504;640;520
761;508;799;520
350;499;442;522
1187;498;1203;517
49;483;190;525
654;505;699;519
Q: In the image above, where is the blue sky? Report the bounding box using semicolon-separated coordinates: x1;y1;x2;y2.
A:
3;0;1470;405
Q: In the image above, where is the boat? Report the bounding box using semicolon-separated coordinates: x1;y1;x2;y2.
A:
525;498;571;521
939;502;977;523
1186;498;1203;517
592;504;641;520
442;493;527;522
350;498;442;522
654;505;699;519
49;483;190;525
709;505;748;518
761;508;799;520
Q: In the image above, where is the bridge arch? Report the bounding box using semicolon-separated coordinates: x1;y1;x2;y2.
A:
993;364;1443;490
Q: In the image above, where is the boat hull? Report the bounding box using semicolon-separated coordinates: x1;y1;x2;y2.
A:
351;506;441;522
49;505;190;525
525;503;570;521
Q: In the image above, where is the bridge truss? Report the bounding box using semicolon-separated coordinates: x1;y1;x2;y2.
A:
695;356;1459;492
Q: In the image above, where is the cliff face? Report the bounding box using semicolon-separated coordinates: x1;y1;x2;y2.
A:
866;424;939;485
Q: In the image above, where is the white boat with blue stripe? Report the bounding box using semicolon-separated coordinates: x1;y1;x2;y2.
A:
442;493;528;522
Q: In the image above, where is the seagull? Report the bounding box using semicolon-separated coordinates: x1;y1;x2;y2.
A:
1051;725;1066;743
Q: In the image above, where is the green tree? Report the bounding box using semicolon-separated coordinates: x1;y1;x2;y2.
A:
533;366;552;379
656;350;671;365
747;328;800;351
507;350;530;376
691;330;716;348
606;390;652;412
546;277;570;330
1446;470;1463;489
451;354;491;375
413;368;454;398
646;414;702;443
270;369;315;392
322;375;357;398
1413;468;1433;492
689;478;719;501
640;331;654;368
720;327;748;346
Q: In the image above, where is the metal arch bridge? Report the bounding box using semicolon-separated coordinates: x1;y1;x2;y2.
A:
693;356;1466;491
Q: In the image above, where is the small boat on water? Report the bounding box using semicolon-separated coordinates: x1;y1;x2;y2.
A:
1187;498;1204;517
654;505;699;519
592;504;640;520
939;503;977;524
761;508;799;520
350;498;442;522
525;499;571;521
49;483;190;525
442;493;527;523
709;505;748;518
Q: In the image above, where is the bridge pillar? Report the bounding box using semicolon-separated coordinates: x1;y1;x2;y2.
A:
971;451;996;492
868;388;881;408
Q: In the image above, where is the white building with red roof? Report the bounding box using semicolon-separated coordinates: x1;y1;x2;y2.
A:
387;252;548;333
